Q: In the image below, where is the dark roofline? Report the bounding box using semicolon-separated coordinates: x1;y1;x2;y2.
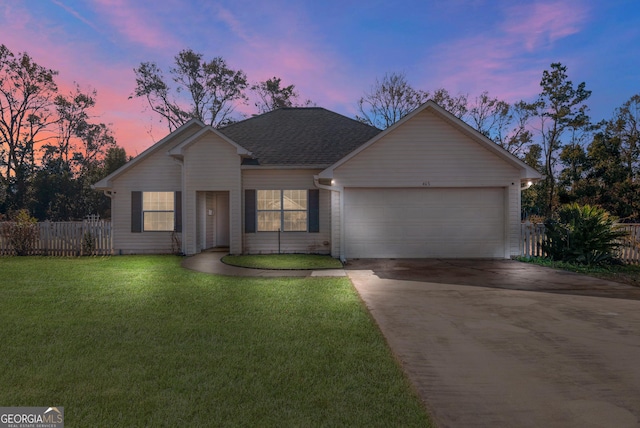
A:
219;107;380;132
217;107;382;166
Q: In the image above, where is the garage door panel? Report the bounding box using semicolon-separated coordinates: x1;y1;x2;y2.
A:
347;239;503;258
344;188;505;258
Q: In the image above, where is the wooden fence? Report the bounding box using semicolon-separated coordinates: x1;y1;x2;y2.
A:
0;220;112;256
520;222;640;264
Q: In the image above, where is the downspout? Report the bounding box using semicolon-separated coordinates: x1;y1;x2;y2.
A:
313;176;346;264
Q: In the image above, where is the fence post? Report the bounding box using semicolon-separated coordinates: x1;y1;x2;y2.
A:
524;221;531;258
44;221;49;256
520;222;547;259
520;222;640;264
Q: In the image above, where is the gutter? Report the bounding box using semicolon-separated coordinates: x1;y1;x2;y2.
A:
313;176;346;264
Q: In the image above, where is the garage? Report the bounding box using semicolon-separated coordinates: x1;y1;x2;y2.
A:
344;187;506;258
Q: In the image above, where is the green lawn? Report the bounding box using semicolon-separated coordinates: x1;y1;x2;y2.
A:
222;254;343;270
0;256;430;427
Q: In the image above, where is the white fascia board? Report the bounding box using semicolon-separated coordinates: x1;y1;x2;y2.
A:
168;126;252;157
319;100;543;182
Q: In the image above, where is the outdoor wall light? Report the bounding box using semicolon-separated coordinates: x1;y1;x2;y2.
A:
521;181;534;190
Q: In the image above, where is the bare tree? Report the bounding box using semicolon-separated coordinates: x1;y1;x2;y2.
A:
49;84;96;163
251;77;312;113
468;92;533;157
356;72;428;129
0;45;58;183
133;49;249;130
430;88;468;119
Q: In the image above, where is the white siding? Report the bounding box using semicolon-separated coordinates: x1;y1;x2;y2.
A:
333;109;522;259
242;169;331;254
110;147;182;254
183;133;242;255
334;110;519;187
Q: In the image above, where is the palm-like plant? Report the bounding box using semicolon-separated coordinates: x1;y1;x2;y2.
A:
542;203;628;265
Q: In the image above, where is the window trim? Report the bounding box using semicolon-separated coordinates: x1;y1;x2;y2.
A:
256;189;308;232
142;191;176;232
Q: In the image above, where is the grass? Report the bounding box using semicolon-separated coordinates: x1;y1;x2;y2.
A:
222;253;343;270
0;256;430;427
517;257;640;287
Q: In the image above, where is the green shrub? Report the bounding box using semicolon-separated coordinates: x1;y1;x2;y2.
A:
1;209;39;256
82;231;95;255
542;203;628;265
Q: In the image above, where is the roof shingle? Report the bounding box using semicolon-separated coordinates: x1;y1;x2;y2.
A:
218;107;381;166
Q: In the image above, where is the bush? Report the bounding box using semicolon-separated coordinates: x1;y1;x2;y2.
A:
542;203;628;265
82;231;96;256
1;210;39;256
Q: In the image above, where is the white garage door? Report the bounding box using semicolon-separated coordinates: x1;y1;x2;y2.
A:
344;188;505;258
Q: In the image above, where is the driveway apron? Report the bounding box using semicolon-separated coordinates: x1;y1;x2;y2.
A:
346;259;640;428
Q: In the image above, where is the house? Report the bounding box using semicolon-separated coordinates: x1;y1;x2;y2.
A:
93;101;542;260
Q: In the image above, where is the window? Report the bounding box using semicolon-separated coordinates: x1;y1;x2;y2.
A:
143;192;175;231
257;190;307;231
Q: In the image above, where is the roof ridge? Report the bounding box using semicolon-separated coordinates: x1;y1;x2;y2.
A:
218;107;320;130
220;107;381;133
217;107;382;166
277;106;324;110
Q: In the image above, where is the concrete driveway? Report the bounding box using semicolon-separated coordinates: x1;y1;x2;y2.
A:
345;259;640;428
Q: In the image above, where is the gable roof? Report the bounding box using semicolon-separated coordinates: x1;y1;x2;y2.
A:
319;100;543;182
218;107;382;166
94;103;542;191
93;119;205;190
168;126;252;158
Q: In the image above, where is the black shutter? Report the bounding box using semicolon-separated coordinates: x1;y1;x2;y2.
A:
174;191;182;232
308;189;320;233
245;189;256;233
131;191;142;233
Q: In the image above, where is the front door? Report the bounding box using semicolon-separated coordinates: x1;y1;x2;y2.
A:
197;191;230;251
214;192;229;247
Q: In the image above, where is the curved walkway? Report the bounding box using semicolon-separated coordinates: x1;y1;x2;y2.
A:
181;251;347;277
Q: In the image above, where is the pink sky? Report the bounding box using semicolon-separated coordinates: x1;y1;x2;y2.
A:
1;0;638;156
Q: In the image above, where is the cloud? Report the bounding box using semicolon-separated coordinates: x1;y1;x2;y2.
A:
423;35;542;101
1;3;30;30
502;1;590;51
244;44;359;113
91;0;180;51
215;5;257;46
196;4;358;115
0;2;155;154
419;0;591;103
51;0;101;33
